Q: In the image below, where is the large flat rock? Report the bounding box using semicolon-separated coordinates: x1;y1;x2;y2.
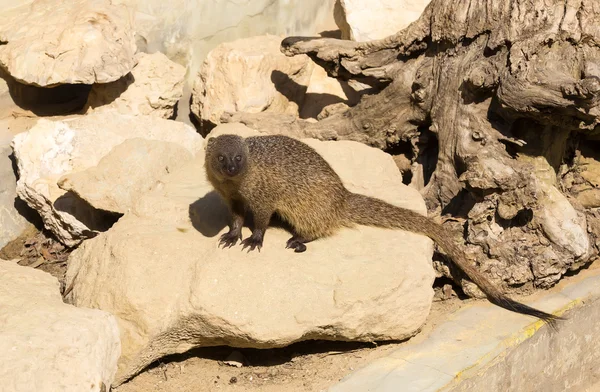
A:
0;260;121;392
66;123;435;385
0;0;136;86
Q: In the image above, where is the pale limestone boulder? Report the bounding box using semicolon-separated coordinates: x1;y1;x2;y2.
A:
190;35;314;127
0;146;31;249
0;0;136;87
0;69;11;117
111;0;337;124
11;113;203;247
0;90;39;248
66;123;435;385
58;138;193;215
0;261;120;392
114;0;335;85
334;0;431;41
85;52;186;119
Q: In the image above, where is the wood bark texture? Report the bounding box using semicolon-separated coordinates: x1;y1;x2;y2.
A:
222;0;600;295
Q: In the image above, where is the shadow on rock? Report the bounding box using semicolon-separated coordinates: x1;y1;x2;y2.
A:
188;191;230;237
84;73;135;112
270;69;364;120
54;191;122;235
0;67;91;117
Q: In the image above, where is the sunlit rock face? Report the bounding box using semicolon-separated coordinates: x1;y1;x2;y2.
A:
115;0;336;123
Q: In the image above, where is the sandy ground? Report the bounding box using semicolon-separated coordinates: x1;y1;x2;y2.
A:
114;299;463;392
115;260;600;392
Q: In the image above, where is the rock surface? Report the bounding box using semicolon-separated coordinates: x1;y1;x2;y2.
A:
0;76;40;249
0;260;121;392
65;123;435;385
58;138;193;215
0;0;136;86
299;65;362;120
0;146;31;249
334;0;431;41
85;52;186;119
190;35;314;128
113;0;336;124
11;113;203;247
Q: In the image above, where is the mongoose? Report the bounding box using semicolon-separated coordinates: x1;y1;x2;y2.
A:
205;133;563;324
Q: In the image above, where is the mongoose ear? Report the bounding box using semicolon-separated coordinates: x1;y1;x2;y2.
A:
206;137;216;149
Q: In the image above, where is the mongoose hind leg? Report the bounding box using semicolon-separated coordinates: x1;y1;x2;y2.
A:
220;199;244;248
285;235;313;253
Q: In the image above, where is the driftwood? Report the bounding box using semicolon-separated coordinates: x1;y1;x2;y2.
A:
223;0;600;295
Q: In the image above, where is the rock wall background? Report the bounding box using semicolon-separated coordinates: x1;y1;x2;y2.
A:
115;0;338;124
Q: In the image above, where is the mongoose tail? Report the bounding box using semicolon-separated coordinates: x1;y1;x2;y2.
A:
345;192;565;325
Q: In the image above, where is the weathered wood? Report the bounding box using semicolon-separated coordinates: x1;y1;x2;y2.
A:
223;0;600;294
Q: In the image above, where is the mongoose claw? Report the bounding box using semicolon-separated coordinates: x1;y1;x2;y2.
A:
285;237;307;253
241;236;263;252
218;231;242;248
285;235;308;253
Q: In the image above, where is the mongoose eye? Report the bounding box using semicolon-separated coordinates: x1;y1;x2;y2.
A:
218;155;224;162
235;155;242;162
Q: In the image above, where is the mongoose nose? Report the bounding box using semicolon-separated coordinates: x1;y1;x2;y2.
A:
227;165;237;174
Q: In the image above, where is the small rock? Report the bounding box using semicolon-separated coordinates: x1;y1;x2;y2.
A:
11;112;203;247
224;351;245;368
190;35;314;128
0;0;136;86
229;376;238;384
0;261;120;392
85;52;186;119
334;0;431;41
442;284;456;299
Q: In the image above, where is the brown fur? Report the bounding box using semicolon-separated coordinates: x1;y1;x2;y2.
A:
205;133;563;325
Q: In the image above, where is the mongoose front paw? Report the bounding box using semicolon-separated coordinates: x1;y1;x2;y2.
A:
241;234;263;252
219;230;242;248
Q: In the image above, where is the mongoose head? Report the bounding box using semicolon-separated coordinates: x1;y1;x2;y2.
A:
205;134;249;180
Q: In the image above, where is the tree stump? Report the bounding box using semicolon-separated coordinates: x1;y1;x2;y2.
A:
222;0;600;296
